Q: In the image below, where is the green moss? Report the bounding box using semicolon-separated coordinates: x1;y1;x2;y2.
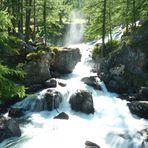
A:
26;50;46;61
50;46;61;55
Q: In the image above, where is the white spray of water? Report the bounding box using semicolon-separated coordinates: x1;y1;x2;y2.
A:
64;9;85;46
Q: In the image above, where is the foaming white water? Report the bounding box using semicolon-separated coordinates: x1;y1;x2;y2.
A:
1;43;148;148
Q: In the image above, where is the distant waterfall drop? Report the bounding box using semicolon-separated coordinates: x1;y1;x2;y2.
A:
64;9;85;46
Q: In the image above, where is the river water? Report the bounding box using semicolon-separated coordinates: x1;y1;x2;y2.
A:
0;43;148;148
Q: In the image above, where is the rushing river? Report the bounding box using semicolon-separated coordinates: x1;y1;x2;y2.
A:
0;43;148;148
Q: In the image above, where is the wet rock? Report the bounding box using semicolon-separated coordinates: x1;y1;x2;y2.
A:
0;116;21;142
127;101;148;119
69;90;95;114
106;79;128;94
85;141;100;148
54;112;69;120
81;76;102;90
118;94;141;102
8;108;25;118
44;89;63;111
51;47;81;74
14;89;63;112
58;81;67;87
44;78;57;88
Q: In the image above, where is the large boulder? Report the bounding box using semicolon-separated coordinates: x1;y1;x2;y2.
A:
127;101;148;119
69;90;95;114
14;89;63;112
51;47;81;74
97;44;147;94
24;52;53;86
0;116;21;142
29;89;63;112
95;23;148;94
44;89;63;111
8;108;25;118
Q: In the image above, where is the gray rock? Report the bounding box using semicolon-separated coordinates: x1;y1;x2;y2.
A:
127;101;148;119
69;90;95;114
54;112;69;120
44;78;57;88
81;76;102;90
97;45;147;94
44;89;63;111
0;116;21;142
32;89;62;112
51;47;81;74
85;141;100;148
24;52;52;86
8;108;25;118
58;81;67;87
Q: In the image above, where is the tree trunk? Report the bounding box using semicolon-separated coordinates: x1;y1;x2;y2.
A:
108;0;112;48
132;0;136;29
33;0;36;42
125;0;129;33
25;0;32;42
43;0;47;45
102;0;107;55
11;0;16;34
20;0;24;35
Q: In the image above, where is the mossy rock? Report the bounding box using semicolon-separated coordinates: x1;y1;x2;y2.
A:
26;50;46;61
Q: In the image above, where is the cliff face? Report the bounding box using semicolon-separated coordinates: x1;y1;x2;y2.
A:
95;22;148;94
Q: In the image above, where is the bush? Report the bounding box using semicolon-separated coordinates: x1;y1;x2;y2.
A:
92;44;102;58
0;64;26;101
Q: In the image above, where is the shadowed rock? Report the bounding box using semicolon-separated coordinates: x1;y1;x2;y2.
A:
127;101;148;119
51;47;81;74
54;112;69;120
8;108;25;118
0;116;21;142
81;76;102;90
85;141;100;148
44;78;57;88
69;90;95;114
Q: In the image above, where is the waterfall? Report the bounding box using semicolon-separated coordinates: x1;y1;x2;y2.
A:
64;9;85;46
1;9;148;148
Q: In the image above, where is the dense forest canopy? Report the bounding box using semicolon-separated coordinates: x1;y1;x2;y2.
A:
0;0;148;102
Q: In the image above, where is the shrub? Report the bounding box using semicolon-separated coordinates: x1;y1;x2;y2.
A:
0;64;26;101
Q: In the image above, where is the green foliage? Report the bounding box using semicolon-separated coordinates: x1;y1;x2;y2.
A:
92;40;120;59
0;11;11;43
0;64;26;100
0;11;26;102
106;40;120;50
92;44;102;58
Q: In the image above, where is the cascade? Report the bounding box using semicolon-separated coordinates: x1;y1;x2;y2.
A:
0;9;148;148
